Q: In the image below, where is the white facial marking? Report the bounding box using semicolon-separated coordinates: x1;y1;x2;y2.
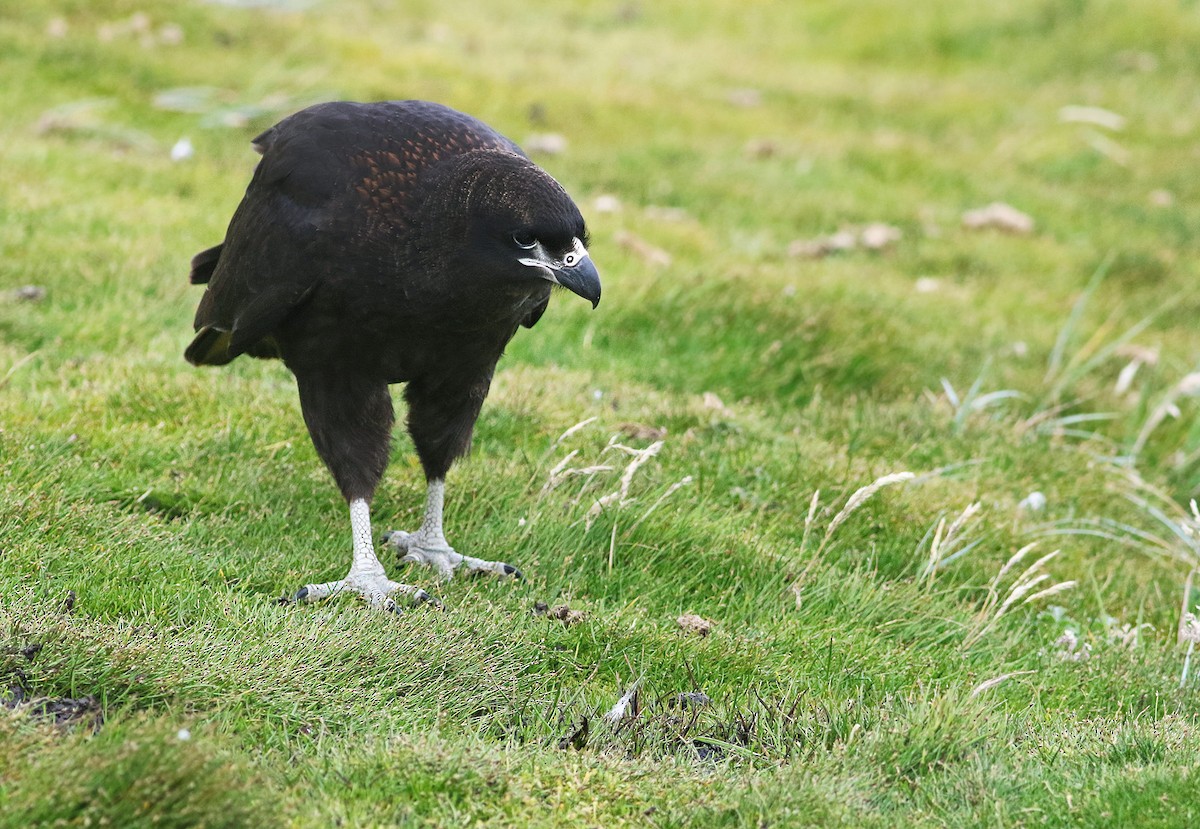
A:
518;237;589;282
561;237;589;269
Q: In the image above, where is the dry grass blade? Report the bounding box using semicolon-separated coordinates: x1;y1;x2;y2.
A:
986;542;1038;607
816;472;914;556
798;489;821;556
1180;569;1198;646
1024;581;1077;604
625;475;693;536
970;670;1036;698
925;502;983;586
924;517;947;588
1045;254;1111;385
965;546;1072;648
586;439;665;528
1130;370;1200;458
552;416;598;449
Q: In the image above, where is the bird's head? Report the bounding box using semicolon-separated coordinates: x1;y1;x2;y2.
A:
418;150;601;309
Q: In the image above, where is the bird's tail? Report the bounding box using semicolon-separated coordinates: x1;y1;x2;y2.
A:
184;326;235;366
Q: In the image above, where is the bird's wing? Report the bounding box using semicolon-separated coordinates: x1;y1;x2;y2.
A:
188;111;361;364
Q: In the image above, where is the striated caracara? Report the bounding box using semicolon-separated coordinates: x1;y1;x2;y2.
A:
186;100;601;610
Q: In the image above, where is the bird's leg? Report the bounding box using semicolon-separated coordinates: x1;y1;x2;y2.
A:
295;498;435;611
383;479;522;580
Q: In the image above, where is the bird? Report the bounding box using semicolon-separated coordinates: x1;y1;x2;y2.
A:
185;100;600;611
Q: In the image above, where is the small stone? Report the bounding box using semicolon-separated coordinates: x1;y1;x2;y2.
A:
1149;189;1174;208
644;206;689;222
788;229;857;259
677;613;713;637
701;392;732;417
1018;491;1047;512
170;137;194;161
726;88;762;108
615;230;671;267
962;202;1034;234
547;604;585;625
158;23;184;46
860;222;901;251
1116;50;1157;73
591;194;621;214
618;423;667;441
745;138;778;158
13;285;47;302
524;133;568;156
673;691;712;709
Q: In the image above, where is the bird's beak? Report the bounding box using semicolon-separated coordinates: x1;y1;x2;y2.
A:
520;237;601;308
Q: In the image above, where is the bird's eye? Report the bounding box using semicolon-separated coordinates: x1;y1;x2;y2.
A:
511;232;538;250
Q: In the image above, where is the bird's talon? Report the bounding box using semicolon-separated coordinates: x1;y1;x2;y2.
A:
503;564;525;581
293;586;311;604
420;592;446;610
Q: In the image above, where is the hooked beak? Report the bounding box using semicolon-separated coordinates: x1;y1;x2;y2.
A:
519;237;601;308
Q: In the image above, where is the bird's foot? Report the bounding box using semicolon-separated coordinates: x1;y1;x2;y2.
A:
382;530;523;581
293;568;437;613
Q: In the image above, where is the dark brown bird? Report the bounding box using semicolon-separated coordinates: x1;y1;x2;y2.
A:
186;101;600;610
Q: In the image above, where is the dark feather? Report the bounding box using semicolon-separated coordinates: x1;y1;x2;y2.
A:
186;100;599;504
189;244;223;285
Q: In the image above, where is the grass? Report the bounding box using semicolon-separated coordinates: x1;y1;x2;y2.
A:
3;0;1200;825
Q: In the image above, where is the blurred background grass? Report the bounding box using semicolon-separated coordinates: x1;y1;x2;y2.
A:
3;1;1200;826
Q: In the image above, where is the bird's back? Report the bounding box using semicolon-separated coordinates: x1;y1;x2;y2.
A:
186;101;524;367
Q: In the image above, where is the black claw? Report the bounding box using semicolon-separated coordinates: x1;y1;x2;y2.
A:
380;530;393;543
293;586;309;604
503;564;525;581
416;590;445;610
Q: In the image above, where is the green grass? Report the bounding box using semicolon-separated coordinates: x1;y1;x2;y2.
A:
3;0;1200;825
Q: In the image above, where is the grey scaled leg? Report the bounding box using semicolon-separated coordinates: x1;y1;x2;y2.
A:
383;479;523;580
295;498;435;611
